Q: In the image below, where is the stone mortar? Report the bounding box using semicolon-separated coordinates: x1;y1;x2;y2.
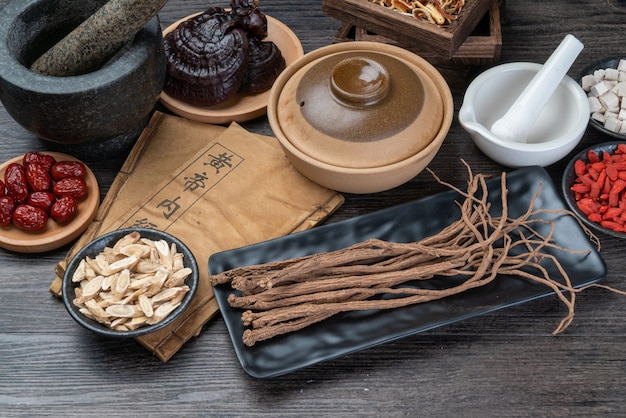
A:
0;0;166;158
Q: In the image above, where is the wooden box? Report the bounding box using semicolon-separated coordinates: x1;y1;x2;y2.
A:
333;0;502;66
322;0;495;58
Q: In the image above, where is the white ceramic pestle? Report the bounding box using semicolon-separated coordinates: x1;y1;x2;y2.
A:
489;34;584;143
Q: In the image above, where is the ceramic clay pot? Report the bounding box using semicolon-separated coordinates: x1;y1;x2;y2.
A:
0;0;166;156
268;41;453;194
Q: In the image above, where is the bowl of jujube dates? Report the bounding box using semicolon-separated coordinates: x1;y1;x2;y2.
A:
0;151;99;253
562;141;626;239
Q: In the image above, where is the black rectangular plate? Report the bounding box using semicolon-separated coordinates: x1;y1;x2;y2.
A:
209;167;607;378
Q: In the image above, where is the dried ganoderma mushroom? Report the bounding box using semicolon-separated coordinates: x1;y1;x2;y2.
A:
239;36;286;95
163;7;250;106
163;0;285;107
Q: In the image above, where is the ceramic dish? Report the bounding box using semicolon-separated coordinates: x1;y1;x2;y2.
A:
562;141;626;239
209;166;607;378
0;152;99;253
577;56;626;140
62;228;199;338
159;13;304;124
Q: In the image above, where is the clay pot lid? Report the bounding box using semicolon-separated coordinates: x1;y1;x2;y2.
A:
273;44;445;169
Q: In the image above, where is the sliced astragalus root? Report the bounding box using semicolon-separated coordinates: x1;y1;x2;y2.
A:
71;232;192;331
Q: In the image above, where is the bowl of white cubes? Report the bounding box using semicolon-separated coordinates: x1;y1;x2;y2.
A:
579;56;626;138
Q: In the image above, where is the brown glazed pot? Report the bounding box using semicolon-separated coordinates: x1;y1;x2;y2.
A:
268;41;453;194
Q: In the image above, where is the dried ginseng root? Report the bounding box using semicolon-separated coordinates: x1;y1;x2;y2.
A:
72;231;192;331
211;161;626;347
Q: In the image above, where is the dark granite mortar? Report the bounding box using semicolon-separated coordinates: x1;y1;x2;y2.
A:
0;0;166;158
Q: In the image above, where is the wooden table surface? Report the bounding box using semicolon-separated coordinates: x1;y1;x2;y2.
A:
2;0;626;416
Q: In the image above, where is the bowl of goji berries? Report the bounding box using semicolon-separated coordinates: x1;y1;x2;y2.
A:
562;141;626;238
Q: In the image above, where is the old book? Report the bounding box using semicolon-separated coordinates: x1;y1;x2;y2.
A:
52;112;344;361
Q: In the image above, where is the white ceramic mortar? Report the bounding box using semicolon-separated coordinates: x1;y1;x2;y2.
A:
459;62;589;168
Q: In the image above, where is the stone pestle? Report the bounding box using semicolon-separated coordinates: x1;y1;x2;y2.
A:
30;0;168;77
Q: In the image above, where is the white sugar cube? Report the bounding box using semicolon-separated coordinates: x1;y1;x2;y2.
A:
592;112;606;123
591;81;610;97
605;68;620;80
604;117;622;133
613;81;626;97
589;96;604;113
581;74;599;91
600;91;621;110
618;59;626;72
619;108;626;120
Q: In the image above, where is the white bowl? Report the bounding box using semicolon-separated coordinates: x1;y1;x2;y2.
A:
459;62;589;168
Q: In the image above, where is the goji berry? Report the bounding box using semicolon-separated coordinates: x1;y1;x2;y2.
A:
587;149;601;163
603;175;612;195
612;162;626;170
597;169;607;191
571;183;590;194
574;159;586;176
603;207;623;220
591;162;606;172
612;154;626;163
606;165;619;181
588;212;603;223
590;182;601;200
600;220;624;231
576;197;601;216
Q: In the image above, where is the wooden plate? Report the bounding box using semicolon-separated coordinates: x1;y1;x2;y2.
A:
159;13;304;124
0;152;100;253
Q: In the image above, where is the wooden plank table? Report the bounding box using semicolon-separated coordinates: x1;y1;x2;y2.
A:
1;0;626;416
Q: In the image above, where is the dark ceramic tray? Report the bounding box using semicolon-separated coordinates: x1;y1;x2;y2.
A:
209;166;607;378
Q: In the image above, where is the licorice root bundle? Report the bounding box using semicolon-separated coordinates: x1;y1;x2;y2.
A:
210;163;621;347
